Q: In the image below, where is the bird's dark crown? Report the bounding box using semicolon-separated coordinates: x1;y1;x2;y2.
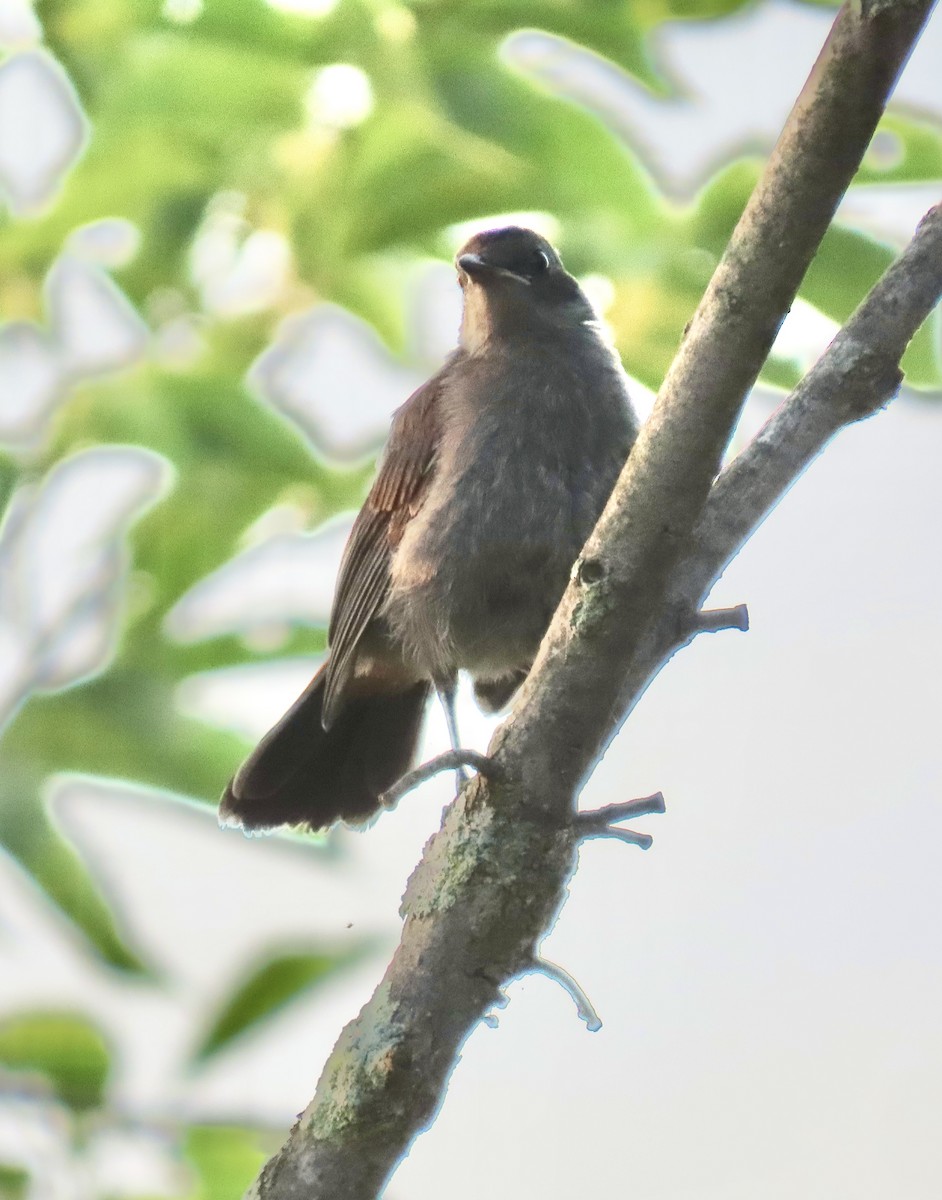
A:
457;226;562;280
455;228;589;326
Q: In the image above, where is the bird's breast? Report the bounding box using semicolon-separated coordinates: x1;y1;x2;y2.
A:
385;341;635;677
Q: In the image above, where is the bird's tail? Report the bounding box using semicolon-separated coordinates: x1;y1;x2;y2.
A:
220;662;431;832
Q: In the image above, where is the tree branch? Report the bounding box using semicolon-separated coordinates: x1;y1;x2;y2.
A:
614;201;942;719
496;0;937;809
248;3;940;1194
691;201;942;598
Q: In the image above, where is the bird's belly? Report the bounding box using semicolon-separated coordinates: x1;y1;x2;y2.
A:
382;351;632;681
385;483;581;680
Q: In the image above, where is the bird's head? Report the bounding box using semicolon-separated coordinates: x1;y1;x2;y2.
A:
455;226;594;352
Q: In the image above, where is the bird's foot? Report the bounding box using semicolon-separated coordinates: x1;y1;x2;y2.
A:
381;749;501;808
573;791;666;850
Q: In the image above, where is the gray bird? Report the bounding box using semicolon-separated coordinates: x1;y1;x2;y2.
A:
221;226;638;831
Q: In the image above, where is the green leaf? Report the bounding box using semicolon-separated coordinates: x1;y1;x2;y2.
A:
45;358;359;611
0;353;357;966
390;0;663;94
0;666;252;971
803;224;896;319
183;1125;270;1200
604;235;712;389
194;945;373;1062
686;155;942;392
688;157;761;256
856;112;942;184
758;355;802;392
0;819;149;976
107;34;308;132
637;0;762;20
804;224;942;389
0;1165;29;1200
0;1012;110;1111
900;306;942;390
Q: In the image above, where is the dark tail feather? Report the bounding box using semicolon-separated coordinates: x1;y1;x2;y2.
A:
220;663;431;832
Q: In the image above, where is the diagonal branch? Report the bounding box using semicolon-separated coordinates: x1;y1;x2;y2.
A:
613;201;942;719
494;0;937;808
248;5;940;1196
688;201;942;599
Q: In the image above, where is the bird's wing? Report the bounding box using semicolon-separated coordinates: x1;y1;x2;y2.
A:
322;367;446;726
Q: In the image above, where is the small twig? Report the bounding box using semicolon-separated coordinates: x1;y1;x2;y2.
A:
691;603;750;635
530;957;602;1033
380;749;501;807
575;792;666;827
574;791;665;850
581;826;653;850
481;988;510;1028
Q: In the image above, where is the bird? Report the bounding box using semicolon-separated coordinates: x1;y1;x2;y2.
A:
220;225;638;833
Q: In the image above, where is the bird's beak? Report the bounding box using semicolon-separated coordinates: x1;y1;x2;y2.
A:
457;253;487;276
457;253;530;285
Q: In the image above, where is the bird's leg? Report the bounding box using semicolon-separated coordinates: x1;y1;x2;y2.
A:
380;677;505;808
434;675;470;786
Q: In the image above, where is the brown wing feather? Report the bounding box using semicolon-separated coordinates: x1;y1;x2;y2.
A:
322;363;450;726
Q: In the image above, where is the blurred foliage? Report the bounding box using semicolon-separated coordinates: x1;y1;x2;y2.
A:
183;1125;273;1200
0;1166;28;1200
194;943;374;1062
1;0;941;1190
0;1012;110;1111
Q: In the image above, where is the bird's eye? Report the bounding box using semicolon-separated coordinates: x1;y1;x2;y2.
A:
532;250;550;274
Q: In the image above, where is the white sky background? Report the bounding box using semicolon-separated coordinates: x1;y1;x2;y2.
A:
1;1;941;1196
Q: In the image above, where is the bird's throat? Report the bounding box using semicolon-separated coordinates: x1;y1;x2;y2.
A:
459;285;493;355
